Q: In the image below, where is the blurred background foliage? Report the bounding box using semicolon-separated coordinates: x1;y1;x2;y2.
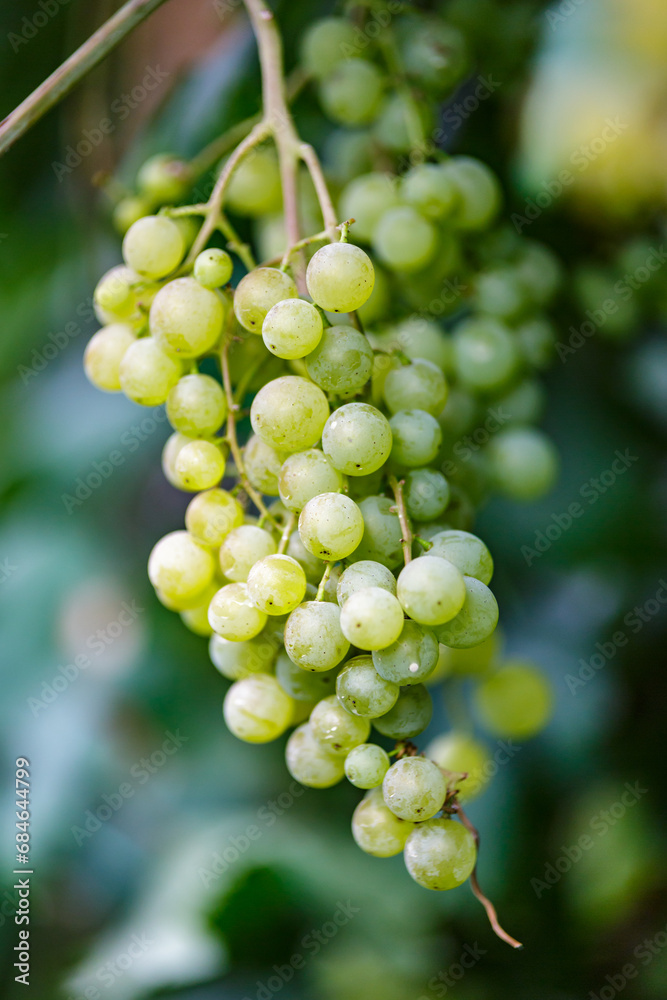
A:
1;0;666;998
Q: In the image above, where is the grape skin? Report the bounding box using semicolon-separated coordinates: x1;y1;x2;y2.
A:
83;324;135;393
426;732;491;801
404;818;477;890
219;525;277;582
397;556;466;626
344;744;390;789
251;376;330;452
434;576;499;649
373;684;433;739
286;723;346;788
372;620;439;685
306;242;375;314
335;655;399;718
336;560;397;606
208;582;267;641
351;788;415;858
322;402;392;476
284;601;349;672
185;489;244;547
310;694;371;754
382;756;447;821
150;277;225;359
119;337;182;406
262;298;323;360
298;492;364;561
148;530;215;604
305;324;373;394
339;586;405;651
223;674;294;743
246;554;307;616
278;449;344;512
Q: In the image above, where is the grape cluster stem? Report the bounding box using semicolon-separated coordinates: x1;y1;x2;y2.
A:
388;475;413;564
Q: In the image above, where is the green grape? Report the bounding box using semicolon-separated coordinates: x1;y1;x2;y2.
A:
243;435;286;497
322;402;392;476
161;432;193;488
83;323;135;392
284;601;349;671
113;195;150;235
486;427;558;501
494;378;545;425
319;60;384;126
382;316;453;372
383;359;448;416
397;557;466;626
474;661;553;738
219;525;277;582
246;554;307;616
209;632;277;680
185;488;244;547
372;93;433;153
515;317;556;369
305;324;373;394
300;17;359;78
337;560;396;606
298;492;364;560
119;337;182;406
208;582;267;641
122;215;184;278
434;576;498;649
373;206;437;273
150;277;226;359
310;694;371;754
339;172;400;242
389;409;442;467
223;673;294;743
194;248;233;288
474;267;527;322
401;163;459;219
345;744;390;789
404;470;451;523
148;530;214;604
336;655;399;718
225;147;282;216
275;650;338;701
278;449;344;512
286;723;346;788
136;153;192;204
180;585;216;636
404;818;476;890
426;530;493;584
306;242;375;314
250;375;329;451
400;19;467;93
425;731;491;800
373;683;432;739
441;156;501;231
439;631;500;677
372;620;439;685
174;439;226;491
351;787;415;857
93;266;137;318
286;530;323;583
382;756;447;822
339;586;404;650
166;373;227;436
234;267;298;333
347;495;403;570
262;298;323;360
452;317;519;392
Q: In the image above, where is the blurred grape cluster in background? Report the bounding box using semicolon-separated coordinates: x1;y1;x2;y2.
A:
1;0;666;998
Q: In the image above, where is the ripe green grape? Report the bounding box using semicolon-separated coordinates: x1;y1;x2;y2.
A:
403;818;477;890
262;298;323;359
452;317;519;392
474;266;527;322
310;694;371;754
345;744;390;789
137;153;192;204
219;525;277;582
246;554;307;616
486;427;558;501
339;172;400;242
351;787;415;857
335;655;399;718
286;531;323;583
339;586;404;650
426;530;493;584
322;402;392;476
250;375;329;451
400;20;467;93
373;683;432;739
275;650;338;701
306;242;375;314
166;373;227;436
148;530;214;604
180;585;216;636
300;17;359;78
378;315;453;372
93;266;137;318
397;557;466;626
174;438;226;491
373;206;437;272
474;661;553;738
161;432;194;488
208;582;267;641
298;492;364;560
119;337;182;406
243;435;286;496
226;147;282;217
383;359;448;416
401;163;458;219
305;324;373;394
83;323;135;392
122;215;184;278
278;449;343;512
185;488;244;547
494;378;545;426
434;576;498;649
372;93;433;153
389;409;442;468
284;601;349;671
404;470;451;523
113;196;150;235
372;620;439;685
286;723;345;788
382;756;447;821
425;731;491;800
223;673;294;743
150;277;225;358
347;495;403;570
319;60;384;126
234;267;298;333
336;560;396;605
441;156;501;231
209;632;277;680
194;248;233;288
